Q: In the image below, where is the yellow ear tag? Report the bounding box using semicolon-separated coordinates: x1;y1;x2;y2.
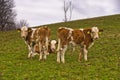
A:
87;31;90;34
99;32;101;34
17;30;20;33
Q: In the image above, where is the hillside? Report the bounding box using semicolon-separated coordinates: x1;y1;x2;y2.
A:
0;14;120;80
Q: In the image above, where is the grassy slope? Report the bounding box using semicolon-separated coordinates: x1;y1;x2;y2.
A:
0;14;120;80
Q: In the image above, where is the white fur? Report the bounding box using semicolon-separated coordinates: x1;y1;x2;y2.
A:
21;26;28;31
59;27;73;31
45;37;49;55
91;27;99;39
27;45;31;58
50;40;57;49
57;38;61;51
39;42;42;61
66;27;73;31
57;38;61;63
83;45;88;61
31;29;36;39
21;26;28;38
57;51;60;63
67;28;73;39
79;28;83;31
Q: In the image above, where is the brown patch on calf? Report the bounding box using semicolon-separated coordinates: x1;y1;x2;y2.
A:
37;26;51;44
83;28;93;49
72;29;84;44
57;28;71;48
35;26;51;60
25;28;33;45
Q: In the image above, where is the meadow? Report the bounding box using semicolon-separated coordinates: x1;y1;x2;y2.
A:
0;14;120;80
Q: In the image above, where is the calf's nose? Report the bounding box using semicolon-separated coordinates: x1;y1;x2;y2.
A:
95;37;99;40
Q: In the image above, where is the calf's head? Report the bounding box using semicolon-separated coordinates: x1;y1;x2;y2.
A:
17;26;32;39
50;40;57;52
87;27;103;40
91;27;99;40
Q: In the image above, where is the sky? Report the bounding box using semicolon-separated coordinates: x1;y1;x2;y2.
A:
14;0;120;27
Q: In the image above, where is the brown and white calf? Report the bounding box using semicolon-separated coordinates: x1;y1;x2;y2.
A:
18;26;38;58
57;27;103;63
18;26;51;61
36;26;51;60
48;40;57;53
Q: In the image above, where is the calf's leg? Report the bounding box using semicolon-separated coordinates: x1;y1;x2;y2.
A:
39;42;43;61
61;45;67;63
83;45;88;61
57;38;61;63
57;50;61;63
28;45;33;58
78;48;84;61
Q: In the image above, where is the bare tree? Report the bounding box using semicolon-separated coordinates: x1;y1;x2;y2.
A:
69;1;72;21
16;19;29;28
0;0;16;31
63;0;73;22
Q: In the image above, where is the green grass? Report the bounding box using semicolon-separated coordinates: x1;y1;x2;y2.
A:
0;14;120;80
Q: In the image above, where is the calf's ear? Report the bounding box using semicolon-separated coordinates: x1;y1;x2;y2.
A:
84;28;92;34
17;28;21;32
99;29;103;32
99;29;103;34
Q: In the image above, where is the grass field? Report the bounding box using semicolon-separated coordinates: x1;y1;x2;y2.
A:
0;14;120;80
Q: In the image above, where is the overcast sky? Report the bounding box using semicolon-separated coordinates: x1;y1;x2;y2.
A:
14;0;120;27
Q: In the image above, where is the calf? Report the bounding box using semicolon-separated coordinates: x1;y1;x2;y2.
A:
17;26;38;58
36;26;51;60
57;27;103;63
48;40;57;53
18;26;51;61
